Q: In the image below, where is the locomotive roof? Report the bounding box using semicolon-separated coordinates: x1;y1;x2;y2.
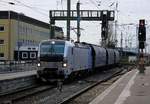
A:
40;39;71;43
40;39;74;46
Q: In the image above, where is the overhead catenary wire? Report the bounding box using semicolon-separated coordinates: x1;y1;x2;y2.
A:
13;0;48;17
0;0;49;17
74;0;99;25
88;0;101;10
0;0;9;3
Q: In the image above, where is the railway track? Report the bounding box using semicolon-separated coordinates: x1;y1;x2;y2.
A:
0;85;55;104
59;68;127;104
0;66;131;104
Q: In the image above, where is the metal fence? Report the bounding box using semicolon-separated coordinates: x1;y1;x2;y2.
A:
0;60;38;73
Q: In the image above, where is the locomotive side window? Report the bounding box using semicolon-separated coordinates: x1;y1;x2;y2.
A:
22;52;28;59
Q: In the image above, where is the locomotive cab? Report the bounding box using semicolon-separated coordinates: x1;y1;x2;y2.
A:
37;40;74;81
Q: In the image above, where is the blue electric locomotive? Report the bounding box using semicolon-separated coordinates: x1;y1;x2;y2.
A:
37;39;120;82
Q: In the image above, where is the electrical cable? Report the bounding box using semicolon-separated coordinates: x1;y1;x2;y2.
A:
0;0;49;17
88;0;100;10
13;0;48;17
0;0;9;4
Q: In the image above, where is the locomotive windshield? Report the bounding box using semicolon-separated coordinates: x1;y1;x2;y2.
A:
40;41;65;55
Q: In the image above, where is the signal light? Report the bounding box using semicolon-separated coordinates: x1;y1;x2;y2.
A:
101;14;108;40
139;19;145;27
138;19;146;41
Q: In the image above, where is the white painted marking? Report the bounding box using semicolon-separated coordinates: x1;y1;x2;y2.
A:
89;70;135;104
114;70;138;104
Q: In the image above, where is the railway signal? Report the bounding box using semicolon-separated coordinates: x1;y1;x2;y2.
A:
138;19;146;43
101;14;108;40
138;19;146;73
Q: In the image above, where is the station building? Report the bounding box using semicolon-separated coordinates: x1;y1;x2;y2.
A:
0;11;63;61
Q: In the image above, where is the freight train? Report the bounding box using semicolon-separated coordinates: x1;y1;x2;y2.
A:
37;39;120;82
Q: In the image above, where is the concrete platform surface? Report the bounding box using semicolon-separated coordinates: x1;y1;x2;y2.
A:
90;67;150;104
0;70;37;81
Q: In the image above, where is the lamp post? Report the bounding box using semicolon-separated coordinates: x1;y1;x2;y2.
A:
8;11;11;61
8;2;15;61
17;13;20;63
8;2;20;62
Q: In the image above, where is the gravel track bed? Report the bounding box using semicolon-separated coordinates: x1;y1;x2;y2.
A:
0;67;129;104
67;75;122;104
14;67;125;104
0;85;54;104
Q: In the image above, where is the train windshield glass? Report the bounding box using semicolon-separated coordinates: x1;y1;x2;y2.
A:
40;41;65;55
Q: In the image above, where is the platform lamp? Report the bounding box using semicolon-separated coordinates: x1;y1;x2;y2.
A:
8;2;21;63
8;2;15;62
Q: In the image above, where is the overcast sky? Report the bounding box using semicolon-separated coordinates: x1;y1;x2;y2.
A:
0;0;150;49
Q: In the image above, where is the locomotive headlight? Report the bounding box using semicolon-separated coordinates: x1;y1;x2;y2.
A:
63;58;67;67
63;63;67;67
51;41;55;44
37;63;41;67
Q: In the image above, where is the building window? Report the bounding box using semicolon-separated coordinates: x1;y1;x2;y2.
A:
22;52;28;59
28;48;31;50
30;52;36;59
0;40;4;44
0;53;4;57
0;25;4;32
32;48;36;50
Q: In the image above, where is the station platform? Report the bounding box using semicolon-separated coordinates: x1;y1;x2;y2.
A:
0;70;37;81
90;67;150;104
0;70;37;95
